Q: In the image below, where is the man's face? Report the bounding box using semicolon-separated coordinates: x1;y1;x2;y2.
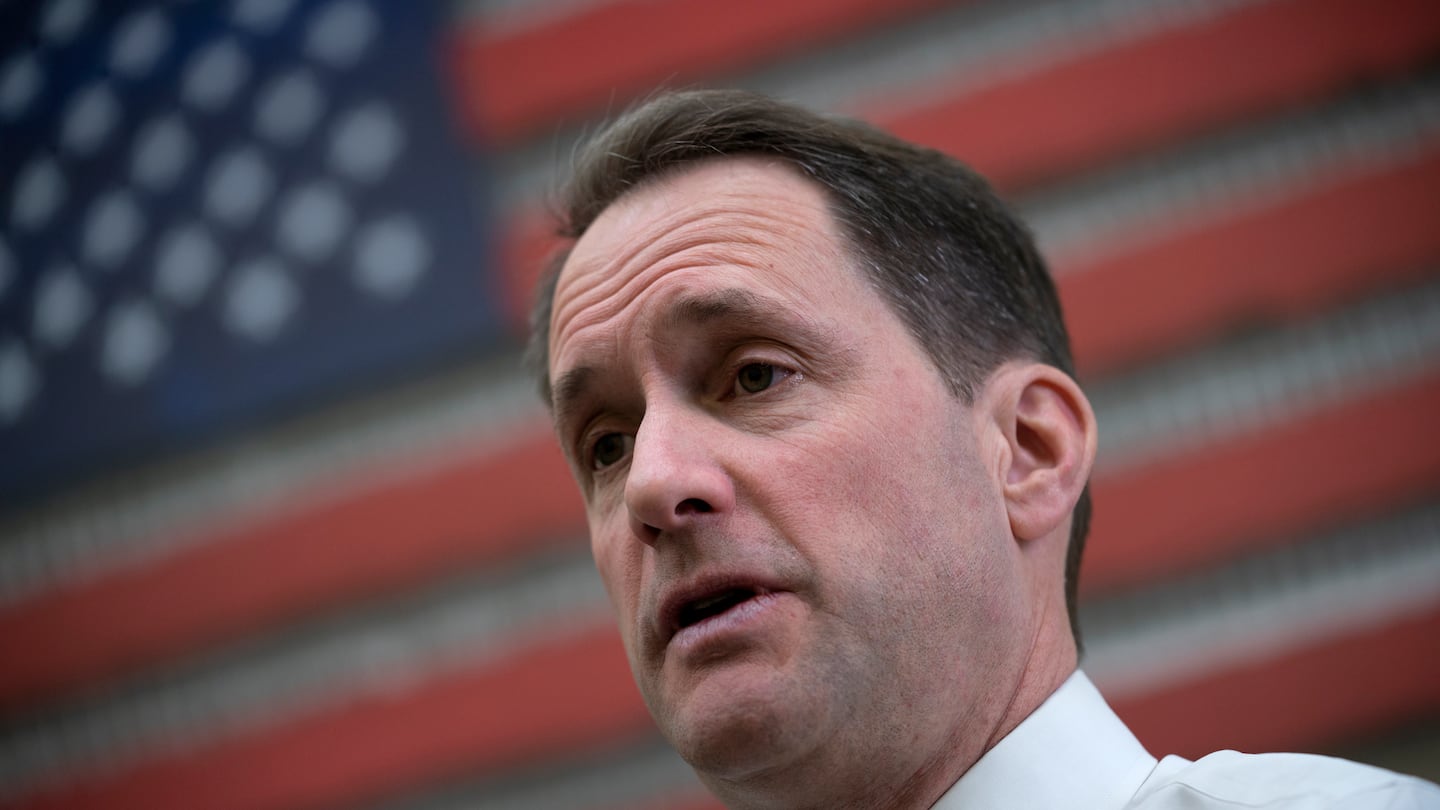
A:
546;159;1032;793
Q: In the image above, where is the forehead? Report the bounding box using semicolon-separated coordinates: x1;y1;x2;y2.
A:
547;158;867;375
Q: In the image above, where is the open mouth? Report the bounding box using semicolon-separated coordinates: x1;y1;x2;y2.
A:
676;587;758;630
657;576;786;647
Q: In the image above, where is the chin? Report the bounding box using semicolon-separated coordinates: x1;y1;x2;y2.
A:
659;662;825;779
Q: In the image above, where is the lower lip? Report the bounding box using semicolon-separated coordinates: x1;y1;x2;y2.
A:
668;591;787;655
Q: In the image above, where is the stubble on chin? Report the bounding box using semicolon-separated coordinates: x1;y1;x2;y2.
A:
658;657;836;782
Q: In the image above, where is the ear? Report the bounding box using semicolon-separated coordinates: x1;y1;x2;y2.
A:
983;363;1097;543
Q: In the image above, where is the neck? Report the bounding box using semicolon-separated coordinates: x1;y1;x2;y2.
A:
702;634;1078;810
983;553;1080;754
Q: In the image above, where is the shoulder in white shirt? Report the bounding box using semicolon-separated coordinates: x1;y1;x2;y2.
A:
934;670;1440;809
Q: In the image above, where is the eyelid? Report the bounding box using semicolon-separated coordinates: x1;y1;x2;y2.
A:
723;340;793;367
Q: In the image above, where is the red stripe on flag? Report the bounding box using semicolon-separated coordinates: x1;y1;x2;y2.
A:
500;210;563;346
1114;602;1440;758
0;431;581;715
12;623;649;810
1086;373;1440;595
1061;147;1440;376
449;0;952;143
878;0;1440;190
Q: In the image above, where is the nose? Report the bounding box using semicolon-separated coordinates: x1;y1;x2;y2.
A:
624;407;735;543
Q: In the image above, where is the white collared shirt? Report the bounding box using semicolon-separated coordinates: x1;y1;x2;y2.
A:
933;670;1440;809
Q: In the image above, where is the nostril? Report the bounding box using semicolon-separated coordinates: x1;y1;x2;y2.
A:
634;519;662;543
676;497;712;515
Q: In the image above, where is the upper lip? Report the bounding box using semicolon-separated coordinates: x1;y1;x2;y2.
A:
653;571;785;646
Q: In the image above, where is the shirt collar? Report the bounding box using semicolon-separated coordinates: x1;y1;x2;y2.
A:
932;670;1158;809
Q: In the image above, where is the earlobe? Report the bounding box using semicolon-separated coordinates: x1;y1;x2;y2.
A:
987;364;1097;543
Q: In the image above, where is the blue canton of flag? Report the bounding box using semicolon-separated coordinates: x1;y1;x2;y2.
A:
0;0;500;505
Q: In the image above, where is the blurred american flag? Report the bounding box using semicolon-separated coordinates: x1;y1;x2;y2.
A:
0;0;499;502
1;1;1438;809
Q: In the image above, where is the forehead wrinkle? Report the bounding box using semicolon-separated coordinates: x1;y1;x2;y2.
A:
550;210;831;369
553;156;840;335
555;202;816;329
559;172;828;290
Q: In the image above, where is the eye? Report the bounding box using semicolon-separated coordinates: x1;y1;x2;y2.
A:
736;362;777;394
590;432;633;470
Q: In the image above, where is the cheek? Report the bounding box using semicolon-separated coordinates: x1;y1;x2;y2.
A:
783;407;980;524
760;399;1003;602
589;515;644;629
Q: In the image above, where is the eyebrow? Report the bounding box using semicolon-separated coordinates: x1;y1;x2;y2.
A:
550;287;830;432
662;287;797;334
551;365;593;431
